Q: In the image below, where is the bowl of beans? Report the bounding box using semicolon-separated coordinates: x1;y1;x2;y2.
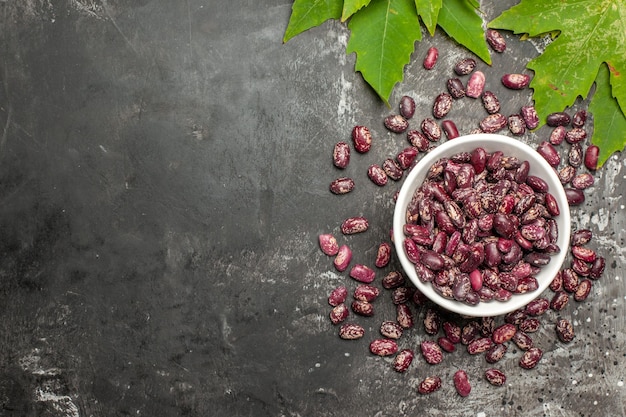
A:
393;133;571;317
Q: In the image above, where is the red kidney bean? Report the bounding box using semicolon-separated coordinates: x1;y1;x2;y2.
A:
519;318;541;333
421;118;442;141
396;147;419;170
569;143;583;167
572;110;587;127
329;303;349;324
407;130;430;151
370;339;398;356
375;242;391;268
562;268;580;293
351;300;374;316
329;177;355;195
558;165;576;184
352;125;372;153
391;286;415;305
393;349;414;372
485;343;507;364
399;95;416;119
482;91;501;114
424;308;441;335
328;286;348;307
589;256;605;279
565;188;585;205
380;320;403;339
443;321;462;344
418;376;442;394
492;323;517;344
508;114;526;136
512;331;533;350
338;323;365;340
526;297;550;316
447;78;466;99
556;318;575;342
433;93;453;119
349;264;375;283
396;303;414;329
501;73;530;89
437;336;456;353
485;368;507;386
341;216;369;234
584;145;599;170
549;125;567;145
454;58;476;75
453;369;472;397
566;128;587;144
333;141;350;169
571;173;594;190
354;284;380;302
384;114;409;133
466;71;486;98
423;46;439;70
382;271;405;289
572;245;596;263
333;245;352;272
546;112;571;127
550;290;569;311
467;337;493;354
421;340;443;364
442;120;460;139
519;347;543;369
537;141;561;166
367;164;388;186
480;113;507;133
574;279;592;301
521;105;539;129
382;158;403;181
571;229;593;246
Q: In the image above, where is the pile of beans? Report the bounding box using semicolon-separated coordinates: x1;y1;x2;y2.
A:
319;31;605;396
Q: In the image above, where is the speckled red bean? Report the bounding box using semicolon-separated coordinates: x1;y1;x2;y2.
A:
424;308;441;335
329;177;355;195
437;336;456;353
391;286;414;305
482;91;501;114
443;321;462;344
590;256;605;279
556;318;575;342
454;58;476;75
423;46;439;70
382;271;405;289
466;71;486;98
526;175;549;193
571;229;593;246
421;340;443;364
571;173;594;190
480;113;507;133
467;337;493;354
461;321;481;345
370;338;398;356
367;164;388;186
354;284;380;302
485;343;507;363
384;114;409;133
349;264;375;283
396;303;414;329
486;28;506;52
565;128;587;144
519;318;541;333
550;290;569;311
433;93;453;119
328;286;348;306
584;145;599;170
492;323;517;344
351;300;374;317
442;120;460;139
574;279;592;301
546;112;571;127
333;245;352;272
380;320;404;339
339;323;365;340
418;376;442;394
447;78;466;99
396;147;419;169
399;95;416;119
526;297;550;316
332;141;350;169
382;158;403;181
508;114;526;136
549;126;567;145
421;118;442;141
544;192;560;216
519;347;543;369
352;125;372;153
407;130;430;151
453;369;472;397
512;331;533;350
393;349;414;372
341;216;369;234
521;105;539;130
568;143;583;168
572;110;587;127
558;165;576;184
329;303;349;324
485;368;507;386
375;242;392;268
501;73;530;89
537;141;561;166
565;188;585;205
319;234;339;256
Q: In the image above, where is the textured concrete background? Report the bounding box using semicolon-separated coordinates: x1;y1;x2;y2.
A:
0;0;624;416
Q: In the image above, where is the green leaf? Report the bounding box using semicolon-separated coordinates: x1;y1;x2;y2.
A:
414;0;442;36
346;0;422;105
342;0;372;21
283;0;343;43
589;64;626;167
437;0;491;64
489;0;626;123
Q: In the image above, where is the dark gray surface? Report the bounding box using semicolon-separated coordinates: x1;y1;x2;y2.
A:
1;1;625;416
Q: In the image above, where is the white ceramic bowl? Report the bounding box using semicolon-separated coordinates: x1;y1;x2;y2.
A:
393;133;571;317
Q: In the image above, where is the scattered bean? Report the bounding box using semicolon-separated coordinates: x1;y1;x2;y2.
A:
501;73;530;89
393;349;414;372
369;339;398;356
333;141;350;169
330;177;355;195
339;323;365;339
423;46;439;70
466;71;486;98
399;95;416;119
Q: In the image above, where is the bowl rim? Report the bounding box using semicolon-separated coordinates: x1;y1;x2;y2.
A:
392;133;571;317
